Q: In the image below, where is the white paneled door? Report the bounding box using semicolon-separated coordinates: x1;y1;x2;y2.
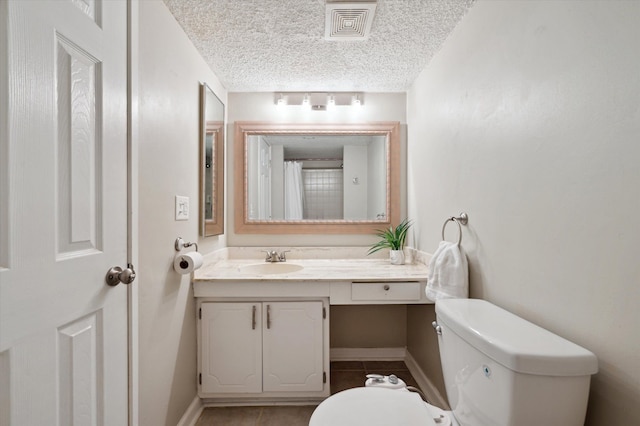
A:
0;1;129;425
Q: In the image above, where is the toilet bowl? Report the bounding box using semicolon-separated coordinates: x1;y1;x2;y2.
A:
310;299;598;426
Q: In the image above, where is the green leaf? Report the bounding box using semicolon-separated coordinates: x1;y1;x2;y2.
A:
367;218;412;255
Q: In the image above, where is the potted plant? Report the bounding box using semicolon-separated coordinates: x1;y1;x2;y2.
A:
367;218;412;265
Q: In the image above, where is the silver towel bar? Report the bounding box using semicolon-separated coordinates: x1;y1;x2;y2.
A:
441;213;469;245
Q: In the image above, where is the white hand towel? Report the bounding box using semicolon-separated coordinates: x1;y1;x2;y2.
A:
426;241;469;301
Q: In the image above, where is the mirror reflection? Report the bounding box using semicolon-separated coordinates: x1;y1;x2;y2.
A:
234;122;400;235
200;83;224;236
246;134;387;221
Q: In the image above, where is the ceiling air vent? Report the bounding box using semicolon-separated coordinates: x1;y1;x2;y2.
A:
325;1;377;41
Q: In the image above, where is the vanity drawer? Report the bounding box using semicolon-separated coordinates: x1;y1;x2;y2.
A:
351;281;422;301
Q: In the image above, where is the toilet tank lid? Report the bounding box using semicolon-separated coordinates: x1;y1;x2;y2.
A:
435;299;598;376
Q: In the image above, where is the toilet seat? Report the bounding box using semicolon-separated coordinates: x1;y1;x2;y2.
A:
310;387;439;426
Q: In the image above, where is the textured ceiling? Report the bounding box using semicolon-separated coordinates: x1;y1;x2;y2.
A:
163;0;474;92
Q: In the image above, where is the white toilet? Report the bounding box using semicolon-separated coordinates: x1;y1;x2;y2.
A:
310;299;598;426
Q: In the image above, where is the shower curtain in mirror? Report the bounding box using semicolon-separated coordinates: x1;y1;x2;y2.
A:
284;161;304;220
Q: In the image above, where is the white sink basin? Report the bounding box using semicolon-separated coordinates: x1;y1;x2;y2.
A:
240;263;304;275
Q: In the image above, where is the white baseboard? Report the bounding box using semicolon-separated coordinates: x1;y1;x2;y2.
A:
176;396;204;426
330;347;406;360
404;351;449;409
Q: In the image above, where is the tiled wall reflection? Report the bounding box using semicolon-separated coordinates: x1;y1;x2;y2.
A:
302;169;343;219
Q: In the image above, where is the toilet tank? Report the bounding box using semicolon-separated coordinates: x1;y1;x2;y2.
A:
435;299;598;426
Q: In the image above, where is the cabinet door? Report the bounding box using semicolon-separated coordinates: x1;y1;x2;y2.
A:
201;302;262;393
263;301;324;392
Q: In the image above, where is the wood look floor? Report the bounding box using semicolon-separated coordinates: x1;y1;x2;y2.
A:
195;361;421;425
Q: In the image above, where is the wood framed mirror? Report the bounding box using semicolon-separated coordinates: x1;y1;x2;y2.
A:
234;121;400;234
200;83;224;236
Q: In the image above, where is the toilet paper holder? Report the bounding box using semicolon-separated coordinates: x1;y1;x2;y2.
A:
175;237;198;253
173;238;204;275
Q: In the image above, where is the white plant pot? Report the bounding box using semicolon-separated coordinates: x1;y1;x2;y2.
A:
389;250;405;265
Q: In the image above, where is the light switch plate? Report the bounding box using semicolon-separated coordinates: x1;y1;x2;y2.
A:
175;195;189;220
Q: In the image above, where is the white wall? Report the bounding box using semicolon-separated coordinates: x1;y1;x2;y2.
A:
406;1;640;424
343;145;368;219
137;2;227;425
227;92;407;246
367;137;386;219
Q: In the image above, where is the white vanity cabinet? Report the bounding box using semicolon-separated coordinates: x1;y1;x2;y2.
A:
200;302;262;394
193;258;429;402
198;299;329;399
262;301;325;392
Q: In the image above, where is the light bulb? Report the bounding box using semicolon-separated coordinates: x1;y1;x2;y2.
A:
327;94;336;109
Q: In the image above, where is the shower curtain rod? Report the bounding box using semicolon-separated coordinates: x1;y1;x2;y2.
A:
286;157;342;162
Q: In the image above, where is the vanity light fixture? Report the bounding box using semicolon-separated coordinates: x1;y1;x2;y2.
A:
273;92;364;109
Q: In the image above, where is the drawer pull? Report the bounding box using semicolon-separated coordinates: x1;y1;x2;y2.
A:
252;305;257;330
267;304;271;329
383;284;390;291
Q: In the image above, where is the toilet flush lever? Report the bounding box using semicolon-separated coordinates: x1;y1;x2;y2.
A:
432;321;442;335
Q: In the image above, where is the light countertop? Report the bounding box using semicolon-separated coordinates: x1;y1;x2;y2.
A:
194;258;428;282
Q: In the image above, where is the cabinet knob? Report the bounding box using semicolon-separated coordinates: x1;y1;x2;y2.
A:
383;284;390;291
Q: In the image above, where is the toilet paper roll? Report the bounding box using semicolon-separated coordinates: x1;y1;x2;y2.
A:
174;251;203;275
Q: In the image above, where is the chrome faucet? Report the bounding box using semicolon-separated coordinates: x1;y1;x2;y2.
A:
264;250;289;262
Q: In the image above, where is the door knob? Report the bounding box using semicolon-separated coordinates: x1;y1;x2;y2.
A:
106;264;136;286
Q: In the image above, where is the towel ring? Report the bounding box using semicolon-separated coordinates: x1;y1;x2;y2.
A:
441;213;469;245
